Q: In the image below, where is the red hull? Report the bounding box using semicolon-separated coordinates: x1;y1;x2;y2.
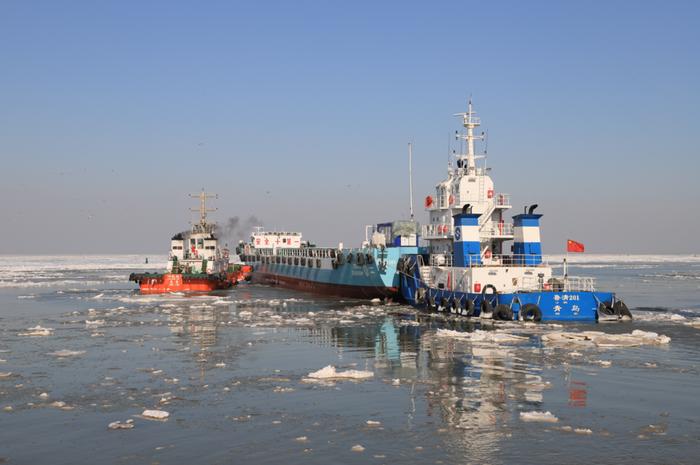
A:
130;273;232;294
253;272;397;299
227;265;253;284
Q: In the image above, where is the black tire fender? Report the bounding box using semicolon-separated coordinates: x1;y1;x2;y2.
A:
494;304;514;321
520;303;542;322
613;300;632;319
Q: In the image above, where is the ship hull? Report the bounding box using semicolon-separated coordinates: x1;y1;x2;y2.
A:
254;271;397;299
247;246;420;300
129;272;232;294
399;256;616;322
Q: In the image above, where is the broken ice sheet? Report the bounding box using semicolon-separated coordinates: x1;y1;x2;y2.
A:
141;409;170;420
304;365;373;381
519;411;559;423
18;325;54;337
48;350;86;357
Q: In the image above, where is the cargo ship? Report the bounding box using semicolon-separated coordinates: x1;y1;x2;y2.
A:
130;191;246;293
398;101;631;322
239;222;422;299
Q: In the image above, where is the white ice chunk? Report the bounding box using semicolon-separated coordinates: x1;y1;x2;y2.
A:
306;365;373;380
366;420;382;426
18;325;53;337
519;411;559;423
48;350;86;357
351;444;366;452
108;419;135;429
141;409;170;420
542;330;670;347
436;329;528;343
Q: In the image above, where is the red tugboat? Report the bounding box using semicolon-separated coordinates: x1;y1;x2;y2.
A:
129;191;237;294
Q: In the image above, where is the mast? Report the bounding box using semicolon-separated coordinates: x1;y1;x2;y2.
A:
189;189;217;231
408;142;414;220
454;98;483;175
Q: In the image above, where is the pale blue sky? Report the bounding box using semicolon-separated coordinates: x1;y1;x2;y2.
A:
1;0;698;253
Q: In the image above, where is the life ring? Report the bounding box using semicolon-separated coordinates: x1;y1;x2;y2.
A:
448;194;455;205
494;304;513;321
520;303;542;322
484;249;492;259
425;196;433;208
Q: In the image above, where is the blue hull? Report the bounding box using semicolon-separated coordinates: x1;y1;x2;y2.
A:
399;257;615;322
250;246;420;299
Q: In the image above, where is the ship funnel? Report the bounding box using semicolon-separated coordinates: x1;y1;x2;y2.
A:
512;210;544;266
453;210;481;267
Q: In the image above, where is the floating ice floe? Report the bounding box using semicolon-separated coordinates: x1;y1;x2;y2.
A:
85;319;105;327
108;419;135;430
18;325;54;337
542;330;670;347
48;350;86;357
366;420;382;426
305;365;373;381
436;328;529;343
141;409;170;420
0;372;12;378
519;411;559;423
351;444;366;452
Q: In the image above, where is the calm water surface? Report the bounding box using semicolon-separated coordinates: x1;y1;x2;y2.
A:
0;255;699;464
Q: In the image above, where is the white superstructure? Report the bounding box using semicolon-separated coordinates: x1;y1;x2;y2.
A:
167;190;229;275
423;100;513;261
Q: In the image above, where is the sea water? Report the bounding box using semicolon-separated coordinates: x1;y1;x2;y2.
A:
0;254;699;464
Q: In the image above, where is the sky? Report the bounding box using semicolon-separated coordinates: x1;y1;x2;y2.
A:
1;0;699;254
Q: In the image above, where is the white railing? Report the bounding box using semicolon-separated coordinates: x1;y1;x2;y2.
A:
482;222;514;237
522;275;596;292
430;254;454;266
422;223;454;238
432;253;549;268
494;193;511;207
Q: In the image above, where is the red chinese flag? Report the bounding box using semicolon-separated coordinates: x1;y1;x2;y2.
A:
567;239;585;253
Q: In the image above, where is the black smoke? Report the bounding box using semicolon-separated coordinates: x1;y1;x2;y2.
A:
216;216;263;243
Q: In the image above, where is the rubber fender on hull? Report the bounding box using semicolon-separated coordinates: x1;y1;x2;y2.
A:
427;293;437;312
481;284;498;315
463;299;476;317
598;302;615;316
494;304;513;321
520;303;542;322
613;300;633;319
440;297;450;313
481;299;494;315
415;287;426;304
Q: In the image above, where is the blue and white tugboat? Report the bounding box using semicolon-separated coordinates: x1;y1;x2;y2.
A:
398;101;631;322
